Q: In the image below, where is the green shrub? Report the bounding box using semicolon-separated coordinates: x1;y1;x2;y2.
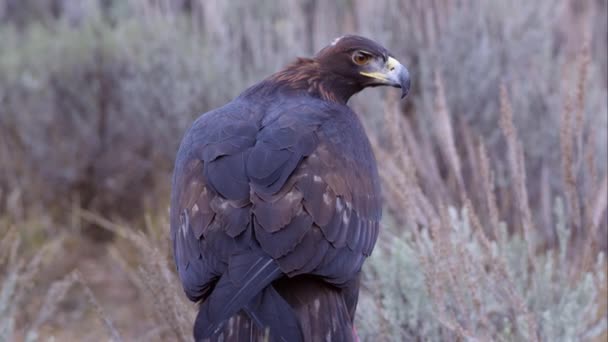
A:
357;203;606;341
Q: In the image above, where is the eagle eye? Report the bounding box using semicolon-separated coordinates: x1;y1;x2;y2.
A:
352;51;371;65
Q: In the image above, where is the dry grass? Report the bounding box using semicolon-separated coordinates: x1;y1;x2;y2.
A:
0;0;607;341
79;210;195;341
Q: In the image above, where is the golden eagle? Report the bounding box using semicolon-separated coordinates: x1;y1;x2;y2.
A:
170;35;410;342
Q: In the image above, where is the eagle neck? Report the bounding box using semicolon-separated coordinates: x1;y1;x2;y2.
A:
268;58;360;105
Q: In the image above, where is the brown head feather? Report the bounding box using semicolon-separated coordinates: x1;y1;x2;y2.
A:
265;35;395;104
269;58;343;103
242;35;409;105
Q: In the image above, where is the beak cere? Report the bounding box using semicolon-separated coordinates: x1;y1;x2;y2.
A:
360;56;411;98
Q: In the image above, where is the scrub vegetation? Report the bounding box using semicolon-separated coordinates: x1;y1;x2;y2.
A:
1;0;606;341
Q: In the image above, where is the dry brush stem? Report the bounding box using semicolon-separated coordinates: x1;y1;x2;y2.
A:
29;272;77;334
433;70;465;202
583;125;599;247
437;206;467;315
14;236;65;305
459;236;493;340
574;42;590;158
499;84;536;259
584;125;598;198
580;174;608;277
559;78;582;235
425;219;471;340
382;91;420;192
589;175;608;237
105;242;181;341
465;199;539;342
516;142;535;246
460;121;482;205
561;40;605;281
73;270;123;342
477;141;500;239
371;95;426;231
0;226;18;267
424;206;486;340
540;163;553;238
0;229;20;319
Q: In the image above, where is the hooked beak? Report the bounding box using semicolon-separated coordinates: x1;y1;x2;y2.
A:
360;56;411;98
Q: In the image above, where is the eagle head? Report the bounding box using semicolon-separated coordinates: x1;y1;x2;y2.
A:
315;35;411;99
266;35;410;104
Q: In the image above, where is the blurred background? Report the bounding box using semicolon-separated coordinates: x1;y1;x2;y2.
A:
0;0;606;341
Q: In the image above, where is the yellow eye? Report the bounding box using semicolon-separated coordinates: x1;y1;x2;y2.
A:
352;51;371;65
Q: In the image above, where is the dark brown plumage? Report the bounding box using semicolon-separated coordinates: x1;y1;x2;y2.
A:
170;35;410;342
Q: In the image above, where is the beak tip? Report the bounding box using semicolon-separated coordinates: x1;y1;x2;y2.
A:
400;73;411;99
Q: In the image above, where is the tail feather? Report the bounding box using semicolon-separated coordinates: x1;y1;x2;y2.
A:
194;253;283;340
275;276;356;342
195;253;356;342
244;285;303;342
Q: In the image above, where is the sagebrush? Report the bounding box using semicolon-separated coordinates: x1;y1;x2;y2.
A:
0;0;606;341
